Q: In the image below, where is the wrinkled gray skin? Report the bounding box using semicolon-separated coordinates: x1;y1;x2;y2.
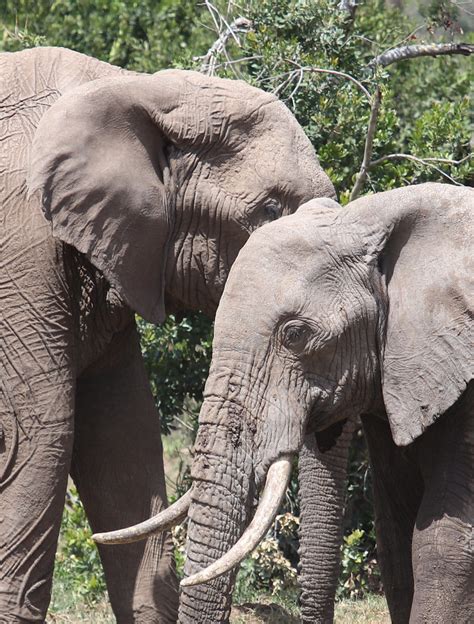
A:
0;46;334;622
183;183;473;624
299;416;357;623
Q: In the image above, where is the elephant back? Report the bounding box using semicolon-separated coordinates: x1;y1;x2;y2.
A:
0;47;126;197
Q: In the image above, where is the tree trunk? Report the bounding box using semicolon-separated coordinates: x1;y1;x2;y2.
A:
298;419;356;623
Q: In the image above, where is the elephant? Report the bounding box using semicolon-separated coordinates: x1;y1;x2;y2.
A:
137;182;472;623
0;45;335;622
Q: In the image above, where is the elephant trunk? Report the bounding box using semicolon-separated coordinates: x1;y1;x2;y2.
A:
178;399;255;624
181;454;292;588
298;421;356;623
178;388;292;623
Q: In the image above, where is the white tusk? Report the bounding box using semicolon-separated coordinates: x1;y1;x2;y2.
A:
180;454;292;588
92;489;192;545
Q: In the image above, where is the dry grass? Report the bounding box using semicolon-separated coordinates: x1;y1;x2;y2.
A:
335;595;390;624
230;594;389;624
231;601;298;623
47;600;113;623
46;594;389;623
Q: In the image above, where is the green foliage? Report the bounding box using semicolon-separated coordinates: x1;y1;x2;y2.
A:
235;513;299;598
0;0;212;71
51;488;106;609
338;528;381;599
138;313;213;434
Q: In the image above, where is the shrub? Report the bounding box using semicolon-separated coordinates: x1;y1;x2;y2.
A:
338;528;381;599
51;487;106;609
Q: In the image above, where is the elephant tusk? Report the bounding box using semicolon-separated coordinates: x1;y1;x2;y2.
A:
92;489;192;545
180;454;293;588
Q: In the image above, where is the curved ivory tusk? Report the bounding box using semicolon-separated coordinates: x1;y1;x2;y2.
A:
92;489;192;545
180;454;292;588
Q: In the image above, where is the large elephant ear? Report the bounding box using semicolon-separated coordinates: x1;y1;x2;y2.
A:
28;70;275;323
370;184;473;446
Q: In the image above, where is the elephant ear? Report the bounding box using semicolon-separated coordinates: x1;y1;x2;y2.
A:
371;184;473;446
28;70;274;323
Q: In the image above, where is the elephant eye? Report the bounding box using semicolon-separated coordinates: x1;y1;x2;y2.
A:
263;198;281;221
281;321;310;351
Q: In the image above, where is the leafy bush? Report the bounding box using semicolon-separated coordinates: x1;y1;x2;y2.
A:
235;513;299;599
338;528;381;599
0;0;208;71
138;313;213;434
51;488;106;609
235;0;473;199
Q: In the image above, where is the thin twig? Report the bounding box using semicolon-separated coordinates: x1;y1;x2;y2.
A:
210;55;263;70
371;42;474;68
371;154;472;166
349;86;382;201
367;153;466;185
198;9;253;76
278;60;372;102
173;415;195;432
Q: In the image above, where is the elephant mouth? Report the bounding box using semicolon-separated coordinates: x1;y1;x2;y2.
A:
92;454;293;586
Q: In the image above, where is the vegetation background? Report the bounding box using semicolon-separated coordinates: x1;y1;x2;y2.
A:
1;0;472;621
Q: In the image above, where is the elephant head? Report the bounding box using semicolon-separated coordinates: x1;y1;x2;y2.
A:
171;182;471;621
28;69;334;323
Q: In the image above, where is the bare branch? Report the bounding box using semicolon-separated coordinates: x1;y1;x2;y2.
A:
371;42;474;68
277;60;372;102
198;14;253;76
349;87;382;201
371;154;472;167
338;0;358;12
211;55;262;70
368;153;467;185
349;41;472;199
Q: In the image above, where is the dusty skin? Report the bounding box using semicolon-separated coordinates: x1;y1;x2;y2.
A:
179;184;473;624
0;46;334;622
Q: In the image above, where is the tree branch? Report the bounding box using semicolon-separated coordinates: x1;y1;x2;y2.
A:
368;153;468;185
276;60;372;103
371;42;474;68
198;15;253;76
370;154;471;167
349;42;473;199
349;86;382;201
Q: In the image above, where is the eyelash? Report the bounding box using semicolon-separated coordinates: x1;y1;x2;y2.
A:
280;320;332;355
263;199;281;221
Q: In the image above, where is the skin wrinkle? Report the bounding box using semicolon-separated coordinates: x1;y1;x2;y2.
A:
2;46;335;624
195;425;255;483
187;184;472;623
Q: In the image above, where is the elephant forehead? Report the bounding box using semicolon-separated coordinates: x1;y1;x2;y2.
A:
217;218;369;325
217;230;330;319
237;215;340;268
256;103;331;196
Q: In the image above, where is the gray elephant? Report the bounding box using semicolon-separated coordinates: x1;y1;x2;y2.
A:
0;46;334;622
129;182;472;623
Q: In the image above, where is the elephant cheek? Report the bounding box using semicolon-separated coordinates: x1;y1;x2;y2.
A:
255;402;306;485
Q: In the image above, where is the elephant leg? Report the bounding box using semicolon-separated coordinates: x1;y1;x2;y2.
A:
298;419;356;624
0;224;76;621
362;414;423;624
0;374;74;623
410;385;474;624
71;324;178;624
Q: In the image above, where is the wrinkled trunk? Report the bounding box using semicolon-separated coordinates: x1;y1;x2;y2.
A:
178;399;254;624
298;419;356;623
